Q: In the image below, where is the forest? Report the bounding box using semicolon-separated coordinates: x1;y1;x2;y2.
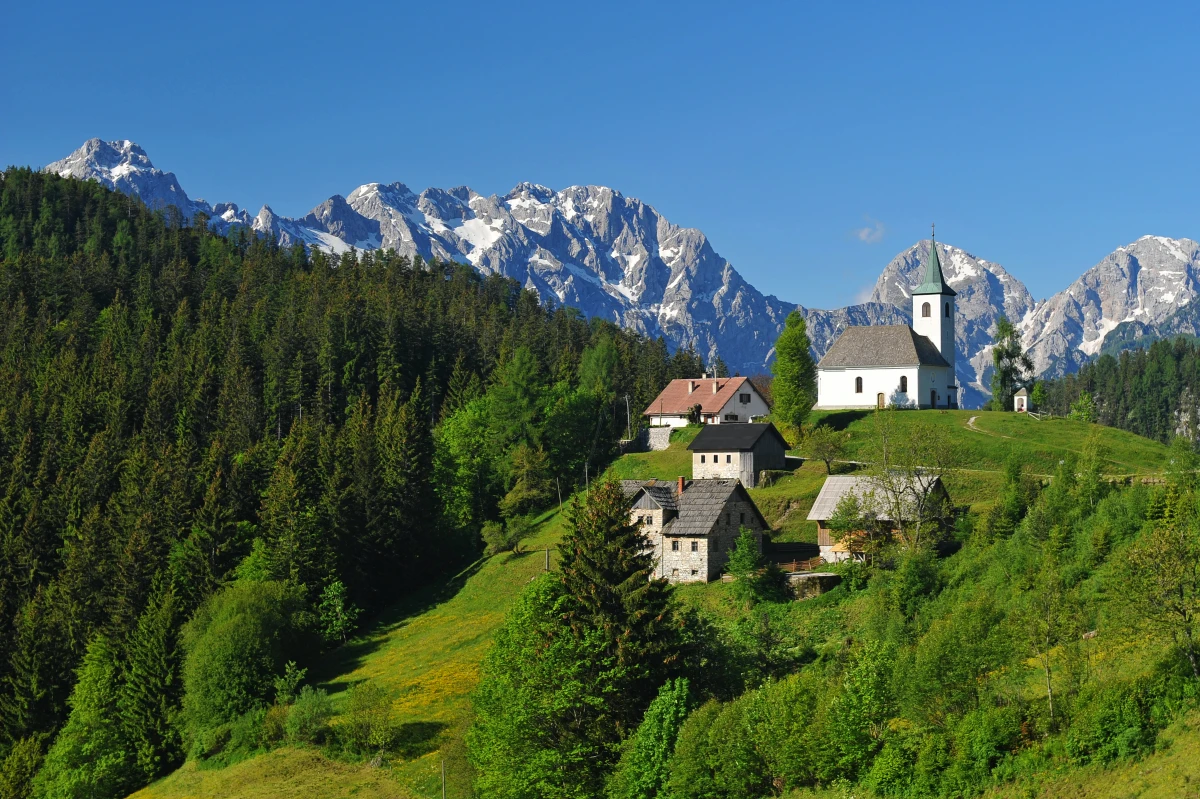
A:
0;169;704;798
1039;336;1200;443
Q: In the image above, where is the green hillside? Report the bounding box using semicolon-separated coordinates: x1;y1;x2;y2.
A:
128;411;1194;799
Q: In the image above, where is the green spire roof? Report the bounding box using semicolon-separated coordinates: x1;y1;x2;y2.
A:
912;236;956;296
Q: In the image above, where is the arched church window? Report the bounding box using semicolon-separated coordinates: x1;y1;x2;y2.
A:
922;302;931;318
945;302;950;318
900;376;908;393
855;376;863;393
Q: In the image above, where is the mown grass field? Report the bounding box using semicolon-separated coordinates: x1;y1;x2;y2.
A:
130;412;1179;799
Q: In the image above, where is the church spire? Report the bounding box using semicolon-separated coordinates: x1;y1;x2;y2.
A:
912;226;956;296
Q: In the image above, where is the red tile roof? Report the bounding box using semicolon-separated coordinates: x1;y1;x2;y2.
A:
642;376;755;416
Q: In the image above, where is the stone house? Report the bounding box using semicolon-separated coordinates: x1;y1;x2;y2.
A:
622;477;768;583
643;375;771;427
687;422;789;488
807;474;950;562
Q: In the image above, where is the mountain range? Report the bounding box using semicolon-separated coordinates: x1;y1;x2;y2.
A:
40;139;1200;409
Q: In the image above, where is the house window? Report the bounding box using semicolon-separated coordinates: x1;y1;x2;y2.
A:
691;569;698;576
900;375;908;393
855;376;863;393
690;541;698;552
922;302;931;317
740;512;745;524
724;414;738;421
700;454;705;463
671;540;679;551
739;393;751;403
945;302;950;318
726;454;731;463
672;568;679;576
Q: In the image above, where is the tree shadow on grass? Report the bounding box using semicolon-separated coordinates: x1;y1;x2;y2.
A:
393;720;449;759
311;556;487;688
816;410;871;431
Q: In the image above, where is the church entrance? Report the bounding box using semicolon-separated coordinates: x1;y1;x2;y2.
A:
931;390;937;408
876;393;884;409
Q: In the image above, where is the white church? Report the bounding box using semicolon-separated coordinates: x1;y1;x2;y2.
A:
815;235;958;410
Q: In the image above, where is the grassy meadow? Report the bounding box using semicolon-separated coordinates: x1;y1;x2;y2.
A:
130;412;1190;799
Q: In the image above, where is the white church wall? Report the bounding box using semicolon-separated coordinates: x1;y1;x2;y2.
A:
816;366;920;409
916;366;957;409
912;296;956;363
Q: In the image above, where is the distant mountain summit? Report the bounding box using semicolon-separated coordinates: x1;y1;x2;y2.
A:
39;139;1200;406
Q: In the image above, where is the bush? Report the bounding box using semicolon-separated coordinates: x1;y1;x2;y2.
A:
482;517;532;556
180;580;309;747
340;681;394;754
287;686;334;745
261;704;289;746
607;678;691;799
1066;682;1155;764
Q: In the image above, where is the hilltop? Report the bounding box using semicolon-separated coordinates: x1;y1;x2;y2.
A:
126;411;1193;799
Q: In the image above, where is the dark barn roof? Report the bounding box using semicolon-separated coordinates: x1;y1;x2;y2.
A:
817;325;950;370
687;422;789;452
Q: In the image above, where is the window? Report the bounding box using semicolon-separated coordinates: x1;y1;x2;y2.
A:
740;512;745;524
945;302;951;318
690;569;698;576
739;393;751;403
690;541;698;552
700;454;705;463
922;302;931;317
672;568;679;576
671;540;679;551
855;376;863;393
900;375;908;393
724;414;738;421
726;454;731;463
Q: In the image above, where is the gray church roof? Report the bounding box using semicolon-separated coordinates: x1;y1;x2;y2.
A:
817;325;951;370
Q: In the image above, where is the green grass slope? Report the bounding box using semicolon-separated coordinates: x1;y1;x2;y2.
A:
131;413;1176;799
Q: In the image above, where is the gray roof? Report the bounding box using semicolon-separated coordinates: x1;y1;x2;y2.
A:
662;479;769;537
688;423;789;452
807;474;945;522
1014;387;1029;397
817;325;951;369
620;480;680;511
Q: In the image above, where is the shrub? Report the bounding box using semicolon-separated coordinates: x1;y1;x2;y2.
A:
180;580;308;747
607;678;691;799
340;681;394;754
1066;682;1155;764
287;686;334;745
261;704;289;747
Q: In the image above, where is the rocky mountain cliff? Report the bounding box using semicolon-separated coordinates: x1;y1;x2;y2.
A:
40;139;1200;407
1019;236;1200;377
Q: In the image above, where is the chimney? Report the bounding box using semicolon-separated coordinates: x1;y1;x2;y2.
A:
677;476;685;496
688;380;696;394
712;380;720;394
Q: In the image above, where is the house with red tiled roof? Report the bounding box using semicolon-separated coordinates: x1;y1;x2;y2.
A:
643;375;770;427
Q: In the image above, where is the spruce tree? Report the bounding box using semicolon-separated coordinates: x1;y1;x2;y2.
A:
32;635;137;799
118;580;183;781
558;480;678;765
990;315;1033;411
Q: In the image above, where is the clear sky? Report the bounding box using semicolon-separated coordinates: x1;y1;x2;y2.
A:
2;1;1196;309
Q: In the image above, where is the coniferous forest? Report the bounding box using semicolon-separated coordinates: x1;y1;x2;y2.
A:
1040;337;1200;443
0;169;705;796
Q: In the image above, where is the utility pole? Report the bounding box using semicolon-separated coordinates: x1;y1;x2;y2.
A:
441;758;446;799
556;476;562;513
624;394;632;440
545;548;550;571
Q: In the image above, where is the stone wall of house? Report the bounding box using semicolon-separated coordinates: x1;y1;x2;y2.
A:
693;451;755;486
660;537;710;582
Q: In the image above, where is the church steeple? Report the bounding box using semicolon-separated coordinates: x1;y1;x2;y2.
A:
912;226;956;297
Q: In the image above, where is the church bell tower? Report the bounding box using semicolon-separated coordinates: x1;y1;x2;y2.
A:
911;228;956;369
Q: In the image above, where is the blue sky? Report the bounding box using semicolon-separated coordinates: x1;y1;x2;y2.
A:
2;1;1196;308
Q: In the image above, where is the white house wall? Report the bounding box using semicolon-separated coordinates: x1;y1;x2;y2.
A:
716;390;771;422
693;451;755;487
